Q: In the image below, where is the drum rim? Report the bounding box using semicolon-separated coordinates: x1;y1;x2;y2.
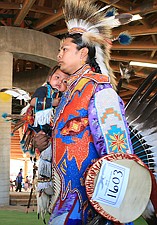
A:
85;153;152;223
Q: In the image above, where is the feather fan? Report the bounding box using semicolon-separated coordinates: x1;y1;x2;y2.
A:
0;87;31;102
2;105;35;156
125;69;157;224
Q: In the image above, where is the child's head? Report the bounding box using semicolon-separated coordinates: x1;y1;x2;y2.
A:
48;66;69;92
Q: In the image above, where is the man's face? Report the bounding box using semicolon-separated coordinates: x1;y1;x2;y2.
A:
57;38;83;75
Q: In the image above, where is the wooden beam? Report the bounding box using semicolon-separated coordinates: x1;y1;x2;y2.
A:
150;34;157;58
122;83;138;92
0;2;21;10
112;25;157;37
129;0;157;15
11;153;23;155
14;0;36;26
34;8;63;30
50;27;67;36
99;0;132;11
111;53;157;64
50;20;157;38
112;42;157;51
11;144;21;147
100;0;157;16
11;155;30;160
58;0;64;8
111;64;148;78
120;90;134;97
31;5;55;15
11;146;21;148
0;2;57;15
11;152;23;155
35;0;45;18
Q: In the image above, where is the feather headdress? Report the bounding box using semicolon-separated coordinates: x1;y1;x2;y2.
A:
63;0;132;89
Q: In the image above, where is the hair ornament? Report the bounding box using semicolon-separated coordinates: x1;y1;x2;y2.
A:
117;32;133;45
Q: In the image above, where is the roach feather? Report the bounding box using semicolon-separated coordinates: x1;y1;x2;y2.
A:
126;69;157;220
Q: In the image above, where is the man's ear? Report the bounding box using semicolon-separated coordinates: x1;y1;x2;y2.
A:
80;47;89;59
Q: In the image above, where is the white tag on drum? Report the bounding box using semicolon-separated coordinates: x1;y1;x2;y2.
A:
92;159;130;208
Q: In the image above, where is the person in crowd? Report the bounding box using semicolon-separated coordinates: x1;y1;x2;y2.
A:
10;179;14;191
24;176;30;191
15;168;23;192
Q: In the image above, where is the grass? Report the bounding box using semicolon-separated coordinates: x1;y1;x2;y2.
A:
134;216;148;225
0;209;148;225
0;209;50;225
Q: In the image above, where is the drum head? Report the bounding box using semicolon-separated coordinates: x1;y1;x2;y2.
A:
85;153;152;223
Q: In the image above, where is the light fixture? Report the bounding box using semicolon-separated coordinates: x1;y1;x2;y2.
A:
130;61;157;68
131;14;142;21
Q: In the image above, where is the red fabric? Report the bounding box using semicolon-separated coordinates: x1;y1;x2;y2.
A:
149;170;157;214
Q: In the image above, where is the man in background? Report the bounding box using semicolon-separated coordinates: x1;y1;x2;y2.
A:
15;168;23;192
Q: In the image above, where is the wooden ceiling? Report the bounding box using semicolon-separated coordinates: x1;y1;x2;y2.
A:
1;0;157;159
